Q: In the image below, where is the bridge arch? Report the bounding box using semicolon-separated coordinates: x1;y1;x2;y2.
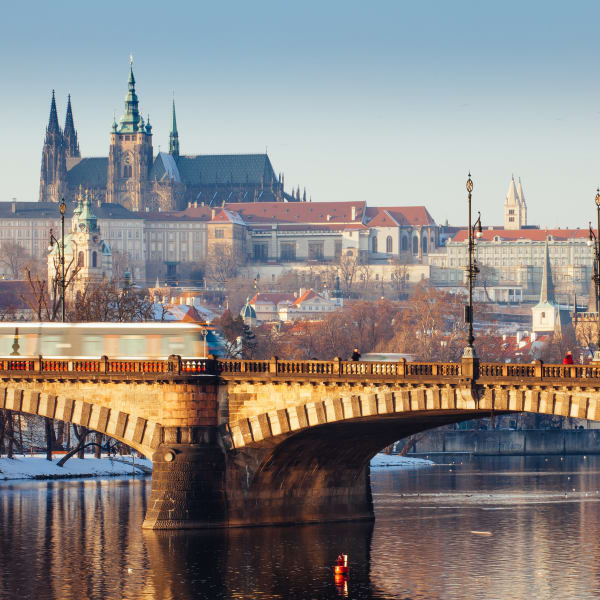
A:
0;385;161;458
220;384;600;525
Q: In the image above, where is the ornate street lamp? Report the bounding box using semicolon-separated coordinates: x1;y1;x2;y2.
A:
588;188;600;361
49;198;67;322
200;327;209;358
464;173;482;357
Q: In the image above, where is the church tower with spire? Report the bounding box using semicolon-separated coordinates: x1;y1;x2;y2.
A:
169;99;179;159
532;238;559;334
106;61;153;211
39;91;68;203
504;175;527;230
63;94;80;164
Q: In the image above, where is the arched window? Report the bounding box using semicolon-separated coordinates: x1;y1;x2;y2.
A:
77;251;84;267
412;236;419;255
92;251;97;268
386;236;393;253
372;236;378;253
422;236;428;254
401;236;408;251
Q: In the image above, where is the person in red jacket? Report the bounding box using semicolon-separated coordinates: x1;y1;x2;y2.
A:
563;351;574;365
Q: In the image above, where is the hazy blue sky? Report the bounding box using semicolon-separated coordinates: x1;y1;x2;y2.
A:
1;0;600;227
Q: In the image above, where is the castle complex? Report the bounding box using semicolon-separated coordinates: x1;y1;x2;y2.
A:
39;63;290;212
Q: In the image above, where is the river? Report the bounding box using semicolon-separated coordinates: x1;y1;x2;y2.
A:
1;456;600;599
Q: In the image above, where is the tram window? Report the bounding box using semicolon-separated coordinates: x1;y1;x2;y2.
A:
0;335;14;355
41;335;63;356
162;336;185;355
82;335;104;357
119;335;145;357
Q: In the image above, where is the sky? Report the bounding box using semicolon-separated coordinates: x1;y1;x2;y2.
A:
1;0;600;228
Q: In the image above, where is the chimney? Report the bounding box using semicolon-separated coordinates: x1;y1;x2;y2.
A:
211;208;216;220
11;201;16;214
351;206;356;221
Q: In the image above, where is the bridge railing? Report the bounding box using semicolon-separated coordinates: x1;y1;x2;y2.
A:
2;356;600;382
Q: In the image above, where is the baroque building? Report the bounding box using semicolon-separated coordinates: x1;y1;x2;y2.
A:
48;190;113;296
39;63;293;211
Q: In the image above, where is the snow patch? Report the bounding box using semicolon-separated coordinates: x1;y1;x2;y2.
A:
0;455;153;481
370;454;434;469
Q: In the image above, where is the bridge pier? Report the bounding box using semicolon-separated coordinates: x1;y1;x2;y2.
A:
143;441;227;530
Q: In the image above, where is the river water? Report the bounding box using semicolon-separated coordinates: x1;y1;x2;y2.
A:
1;456;600;600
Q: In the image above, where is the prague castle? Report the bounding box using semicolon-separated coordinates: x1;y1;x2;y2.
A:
39;63;291;212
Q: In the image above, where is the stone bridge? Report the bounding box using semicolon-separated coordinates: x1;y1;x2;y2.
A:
2;354;600;529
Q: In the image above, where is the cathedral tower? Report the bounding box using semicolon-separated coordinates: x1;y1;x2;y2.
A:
107;62;153;211
63;94;80;163
39;90;68;203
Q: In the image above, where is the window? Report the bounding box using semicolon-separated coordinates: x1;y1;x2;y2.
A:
92;251;97;268
372;237;378;253
509;217;514;222
253;244;268;261
308;242;324;260
401;237;408;251
386;236;393;253
334;240;342;257
422;236;428;254
412;237;419;255
214;229;224;239
281;243;296;261
508;209;515;215
123;165;132;178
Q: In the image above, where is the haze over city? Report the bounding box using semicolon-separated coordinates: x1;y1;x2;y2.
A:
2;0;600;227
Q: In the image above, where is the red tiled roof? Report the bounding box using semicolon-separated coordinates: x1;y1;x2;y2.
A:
452;228;591;243
223;201;366;224
365;208;401;227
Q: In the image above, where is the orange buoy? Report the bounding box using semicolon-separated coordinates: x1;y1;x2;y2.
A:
333;554;349;576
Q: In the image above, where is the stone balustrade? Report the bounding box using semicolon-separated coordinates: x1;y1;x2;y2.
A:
0;355;599;382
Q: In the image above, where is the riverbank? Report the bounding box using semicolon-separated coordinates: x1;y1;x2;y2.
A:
370;454;433;468
0;453;430;481
403;429;600;456
0;455;152;480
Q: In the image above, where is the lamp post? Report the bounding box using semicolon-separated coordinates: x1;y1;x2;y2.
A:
49;198;67;322
200;327;208;358
588;188;600;361
464;173;482;357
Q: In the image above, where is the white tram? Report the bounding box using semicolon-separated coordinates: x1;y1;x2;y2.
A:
0;322;225;359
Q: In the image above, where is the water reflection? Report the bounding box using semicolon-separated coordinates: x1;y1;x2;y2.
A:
2;458;600;599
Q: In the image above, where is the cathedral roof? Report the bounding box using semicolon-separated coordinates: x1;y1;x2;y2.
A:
175;153;276;186
67;157;109;187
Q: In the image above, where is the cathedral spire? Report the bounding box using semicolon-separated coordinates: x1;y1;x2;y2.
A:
169;99;180;159
117;60;143;133
46;90;61;138
63;94;80;159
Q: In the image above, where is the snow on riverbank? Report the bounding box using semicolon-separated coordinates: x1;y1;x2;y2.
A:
370;454;433;469
0;453;430;481
0;455;152;481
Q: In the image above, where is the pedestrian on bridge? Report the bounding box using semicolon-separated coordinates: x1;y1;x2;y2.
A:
563;351;574;365
351;348;361;361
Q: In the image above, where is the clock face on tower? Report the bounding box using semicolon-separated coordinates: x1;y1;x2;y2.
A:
124;154;131;165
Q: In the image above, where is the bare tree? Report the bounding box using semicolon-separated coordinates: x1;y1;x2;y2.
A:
72;279;154;322
206;246;240;287
0;241;34;280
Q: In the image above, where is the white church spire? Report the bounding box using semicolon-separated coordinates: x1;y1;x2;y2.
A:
504;175;526;230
